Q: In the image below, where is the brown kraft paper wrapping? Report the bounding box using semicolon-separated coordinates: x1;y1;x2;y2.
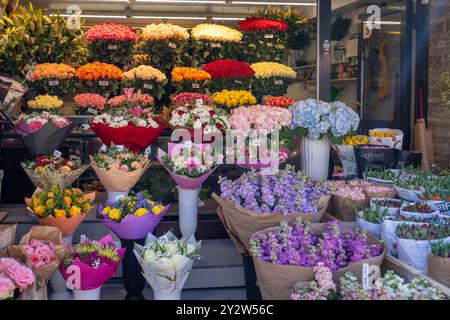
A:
427;254;450;287
0;224;17;257
363;184;397;199
414;118;434;170
251;223;386;300
331;192;368;222
213;193;331;256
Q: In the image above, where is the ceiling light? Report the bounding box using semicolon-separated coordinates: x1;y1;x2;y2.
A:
56;14;127;19
135;0;226;3
232;1;316;6
363;21;401;25
134;16;208;20
212;17;245;21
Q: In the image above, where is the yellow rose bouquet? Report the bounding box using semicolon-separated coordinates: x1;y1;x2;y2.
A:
250;62;297;102
25;187;95;237
190;24;243;65
212;90;257;109
139;23;189;71
123;65;168;99
27;95;64;113
27;63;75;98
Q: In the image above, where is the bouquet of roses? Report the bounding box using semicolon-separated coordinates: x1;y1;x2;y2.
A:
27;63;75;97
99;191;169;240
7;226;67;300
211;90;257;109
0;258;35;300
202;59;254;92
170;92;213;107
90;144;150;200
90;89;166;152
250;219;385;299
21;155;88;192
139;23;189;71
75;61;124;96
250;62;297;101
14;113;73;156
27;95;63;113
123;65;167;99
60;235;125;296
239;18;289;63
73;93;107;116
107;91;155;110
190;24;243;65
171;67;211;94
134;231;201;300
264;96;296;108
25;186;94;237
86;23;137;68
214;166;333;255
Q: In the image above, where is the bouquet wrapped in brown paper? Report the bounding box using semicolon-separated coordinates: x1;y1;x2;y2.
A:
362;183;397;199
90;145;150;202
0;224;17;257
21;156;89;191
214;167;333;255
428;242;450;287
250;219;386;300
7;226;67;300
331;185;368;221
25;187;95;238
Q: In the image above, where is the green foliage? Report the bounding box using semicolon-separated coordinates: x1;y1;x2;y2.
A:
122;78;168;100
331;17;351;41
241;31;288;64
88;39;135;68
191;39;241;67
139;39;187;71
133;169;177;204
251;77;294;103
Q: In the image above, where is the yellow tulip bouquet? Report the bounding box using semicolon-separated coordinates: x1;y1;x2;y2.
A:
212;90;257;109
250;62;297;102
25;187;95;237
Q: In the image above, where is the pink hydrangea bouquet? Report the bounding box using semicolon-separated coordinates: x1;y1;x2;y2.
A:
73;93;107;115
0;258;35;294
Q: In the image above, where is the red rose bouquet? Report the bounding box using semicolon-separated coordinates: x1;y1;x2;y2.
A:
203;60;254;92
238;18;289;32
86;23;137;68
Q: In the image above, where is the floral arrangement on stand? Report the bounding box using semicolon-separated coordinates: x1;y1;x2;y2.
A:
86;23;137;68
202;59;254;92
134;231;201;300
190;24;243;65
238;17;290;63
0;258;35;300
75;61;124;96
60;235;125;300
99;191;168;240
25;186;94;238
123;65;167;99
250;218;385;299
27;95;64;113
139;23;190;71
27;63;75;97
263;96;296;108
73;93;107;116
90;144;150;202
211;90;257;109
250;62;297;102
21;155;89;191
90;89;166;152
170;92;213;107
171;67;211;94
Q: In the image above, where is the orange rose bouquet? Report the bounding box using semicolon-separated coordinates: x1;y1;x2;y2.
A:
27;63;75;97
76;62;124;96
171;67;211;94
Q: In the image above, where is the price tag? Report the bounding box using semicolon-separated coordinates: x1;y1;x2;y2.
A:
234;80;243;84
195;99;203;106
145;146;152;155
274;80;284;85
53;150;62;158
252;139;261;147
211;43;221;48
99;80;109;86
108;44;118;50
184;141;193;148
168;42;177;49
158;235;169;244
80;124;90;131
48;80;59;86
362;263;369;290
116;145;125;151
143;83;153;90
80;234;86;242
41;111;50;117
87;108;98;115
264;34;274;39
192;83;200;89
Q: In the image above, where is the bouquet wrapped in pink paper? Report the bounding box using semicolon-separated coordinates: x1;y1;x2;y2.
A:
98;191;169;240
14;113;73;156
59;235;125;299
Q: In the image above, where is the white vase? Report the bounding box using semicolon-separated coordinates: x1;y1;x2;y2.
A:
50;235;73;300
153;289;182;300
107;191;129;202
300;136;330;180
73;287;102;300
178;187;200;238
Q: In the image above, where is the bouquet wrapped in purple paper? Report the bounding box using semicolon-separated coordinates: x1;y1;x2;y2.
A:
213;166;333;255
98;191;169;240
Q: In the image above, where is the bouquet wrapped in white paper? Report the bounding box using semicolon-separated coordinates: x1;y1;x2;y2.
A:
134;231;201;300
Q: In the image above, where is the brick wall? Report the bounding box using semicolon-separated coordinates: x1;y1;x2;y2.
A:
429;0;450;167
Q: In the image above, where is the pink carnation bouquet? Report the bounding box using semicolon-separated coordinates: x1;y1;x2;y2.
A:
74;93;107;116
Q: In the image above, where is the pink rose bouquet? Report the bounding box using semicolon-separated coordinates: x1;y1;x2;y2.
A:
24;239;58;269
74;93;107;115
0;276;15;300
229;105;291;135
170;92;213;107
0;258;35;293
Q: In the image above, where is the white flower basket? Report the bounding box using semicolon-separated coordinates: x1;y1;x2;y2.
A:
356;216;382;238
369;128;404;150
397;237;450;271
301;136;330;180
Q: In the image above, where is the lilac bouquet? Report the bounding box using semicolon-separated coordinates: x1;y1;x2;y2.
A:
218;166;332;215
250;219;384;270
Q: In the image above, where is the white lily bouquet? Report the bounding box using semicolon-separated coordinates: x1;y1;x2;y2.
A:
134;231;201;300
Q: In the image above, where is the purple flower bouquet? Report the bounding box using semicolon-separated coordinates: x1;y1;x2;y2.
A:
213;166;333;255
249;219;385;300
